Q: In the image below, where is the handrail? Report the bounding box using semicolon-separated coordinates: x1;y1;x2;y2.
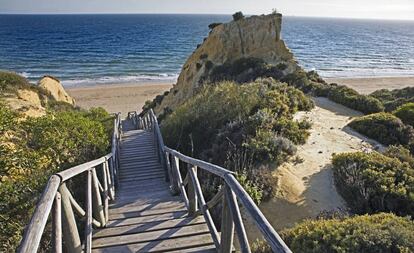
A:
141;110;292;253
18;113;122;253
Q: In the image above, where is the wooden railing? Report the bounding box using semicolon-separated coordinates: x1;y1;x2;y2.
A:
141;109;292;253
18;113;122;253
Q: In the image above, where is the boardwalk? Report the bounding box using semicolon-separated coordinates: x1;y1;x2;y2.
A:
18;110;291;253
92;120;216;252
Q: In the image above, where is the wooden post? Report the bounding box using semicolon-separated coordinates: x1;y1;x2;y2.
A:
59;184;82;253
92;168;106;227
85;170;93;253
188;164;198;215
166;153;179;194
52;192;62;253
220;185;235;253
103;160;109;223
225;180;251;253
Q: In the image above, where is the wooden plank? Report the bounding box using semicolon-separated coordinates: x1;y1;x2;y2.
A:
118;174;164;183
219;185;235;253
92;233;214;253
109;205;187;220
93;223;211;248
109;197;183;213
94;216;206;238
106;211;188;227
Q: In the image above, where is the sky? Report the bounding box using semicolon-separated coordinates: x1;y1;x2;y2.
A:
1;0;414;20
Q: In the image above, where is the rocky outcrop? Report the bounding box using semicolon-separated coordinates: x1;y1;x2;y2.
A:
4;89;46;118
38;76;75;105
1;74;76;118
156;13;299;113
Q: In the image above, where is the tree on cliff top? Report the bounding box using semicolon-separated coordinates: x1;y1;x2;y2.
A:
233;11;244;21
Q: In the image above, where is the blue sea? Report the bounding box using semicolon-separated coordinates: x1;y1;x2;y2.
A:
0;14;413;87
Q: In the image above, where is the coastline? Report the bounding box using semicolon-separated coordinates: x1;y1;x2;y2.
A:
66;82;173;116
66;76;414;116
325;76;414;94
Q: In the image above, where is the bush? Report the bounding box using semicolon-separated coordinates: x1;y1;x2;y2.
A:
348;112;414;151
161;79;313;164
371;87;414;112
280;213;414;253
232;11;245;21
208;22;222;30
327;85;384;114
384;145;414;168
332;151;414;216
394;103;414;127
0;106;111;251
0;71;31;94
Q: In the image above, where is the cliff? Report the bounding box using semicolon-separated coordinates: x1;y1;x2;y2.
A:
1;73;76;118
155;13;299;114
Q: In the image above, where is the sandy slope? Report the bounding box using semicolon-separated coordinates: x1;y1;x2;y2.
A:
245;97;384;240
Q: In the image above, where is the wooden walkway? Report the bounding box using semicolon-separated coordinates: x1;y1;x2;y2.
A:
92;119;216;252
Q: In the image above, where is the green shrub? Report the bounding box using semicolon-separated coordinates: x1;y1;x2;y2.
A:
332;151;414;216
327;85;384;114
0;71;31;94
384;145;414;168
232;11;245;21
210;58;284;84
348;112;414;151
371;87;414;112
0;107;111;251
208;23;222;30
280;213;414;253
394;103;414;127
161;79;313;163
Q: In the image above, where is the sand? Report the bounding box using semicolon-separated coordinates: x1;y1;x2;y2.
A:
66;82;172;116
326;76;414;94
244;97;385;240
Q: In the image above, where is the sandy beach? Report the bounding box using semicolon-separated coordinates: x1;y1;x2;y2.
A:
326;76;414;94
67;76;414;116
66;82;173;116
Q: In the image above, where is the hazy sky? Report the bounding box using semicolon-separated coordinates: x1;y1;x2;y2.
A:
1;0;414;20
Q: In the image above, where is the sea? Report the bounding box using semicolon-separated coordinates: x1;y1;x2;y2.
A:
0;14;413;87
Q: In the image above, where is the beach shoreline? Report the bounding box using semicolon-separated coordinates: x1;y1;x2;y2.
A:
66;82;173;116
66;76;414;116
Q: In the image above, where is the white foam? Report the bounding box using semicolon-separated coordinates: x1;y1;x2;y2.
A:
61;73;179;87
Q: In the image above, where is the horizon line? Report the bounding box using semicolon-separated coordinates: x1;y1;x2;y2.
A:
0;12;413;22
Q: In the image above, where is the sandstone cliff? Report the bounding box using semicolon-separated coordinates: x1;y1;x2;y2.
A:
1;73;76;118
155;13;299;114
38;76;75;106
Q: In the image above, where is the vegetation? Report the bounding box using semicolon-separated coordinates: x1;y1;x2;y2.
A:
275;69;384;114
348;112;414;152
371;87;414;112
0;73;113;251
332;151;414;216
161;78;313;201
210;57;285;84
279;213;414;253
208;22;222;30
232;11;245;21
394;102;414;127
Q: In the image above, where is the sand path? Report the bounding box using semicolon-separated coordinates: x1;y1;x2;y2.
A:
245;97;384;239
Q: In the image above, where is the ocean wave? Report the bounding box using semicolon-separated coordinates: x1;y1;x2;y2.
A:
61;73;179;87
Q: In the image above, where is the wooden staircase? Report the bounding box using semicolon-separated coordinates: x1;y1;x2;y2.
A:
91;126;216;252
18;110;291;253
